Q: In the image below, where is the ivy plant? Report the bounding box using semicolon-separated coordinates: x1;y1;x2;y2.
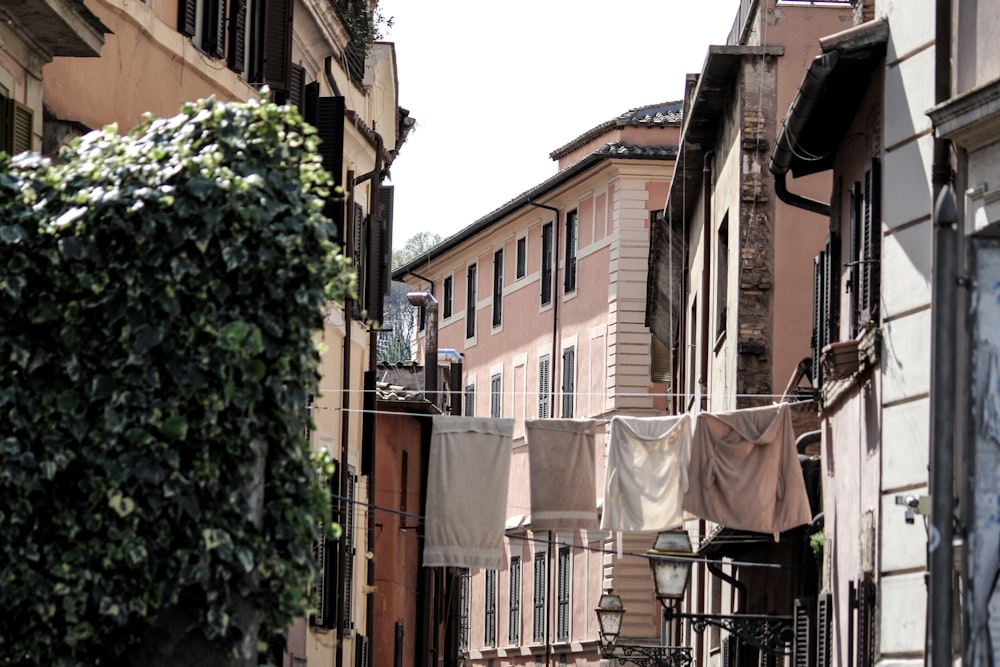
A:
0;94;351;665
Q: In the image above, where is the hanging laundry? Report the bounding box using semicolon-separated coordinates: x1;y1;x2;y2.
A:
526;419;599;530
601;414;692;532
683;402;812;534
423;416;514;569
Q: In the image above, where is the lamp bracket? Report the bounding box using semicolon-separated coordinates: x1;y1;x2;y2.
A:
601;645;693;667
664;610;793;657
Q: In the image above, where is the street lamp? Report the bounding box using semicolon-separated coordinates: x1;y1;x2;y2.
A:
595;591;694;667
645;530;794;658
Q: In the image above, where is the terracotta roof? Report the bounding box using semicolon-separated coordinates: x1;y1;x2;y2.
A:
549;101;683;159
595;141;678;159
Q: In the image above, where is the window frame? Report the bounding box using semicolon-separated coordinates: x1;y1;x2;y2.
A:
492;248;503;328
490;373;502;418
443;276;453;320
556;545;571;642
561;346;575;418
466;264;477;339
516;236;527;280
532;550;547;643
464;383;475;417
538;355;551;419
509;556;521;645
484;569;497;647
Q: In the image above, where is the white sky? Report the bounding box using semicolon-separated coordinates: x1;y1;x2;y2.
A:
378;0;742;250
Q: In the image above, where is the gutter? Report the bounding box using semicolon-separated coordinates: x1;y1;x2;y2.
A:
767;51;838;217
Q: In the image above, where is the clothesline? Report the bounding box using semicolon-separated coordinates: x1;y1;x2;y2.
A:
330;494;799;570
318;387;816;399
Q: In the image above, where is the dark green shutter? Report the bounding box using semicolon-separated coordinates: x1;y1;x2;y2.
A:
178;0;197;36
227;0;247;72
316;97;345;247
862;159;881;326
288;63;306;112
261;0;293;95
8;100;33;155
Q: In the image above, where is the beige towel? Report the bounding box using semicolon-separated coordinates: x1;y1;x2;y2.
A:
423;416;514;569
601;414;692;532
683;403;812;534
526;419;599;530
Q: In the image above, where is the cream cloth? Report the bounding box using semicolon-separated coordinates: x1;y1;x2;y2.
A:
601;414;692;532
683;403;812;534
526;419;599;530
423;416;514;569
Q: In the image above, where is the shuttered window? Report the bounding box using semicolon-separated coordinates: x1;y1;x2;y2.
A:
226;0;247;73
443;277;453;319
509;557;521;645
538;355;551;419
564;211;577;293
492;248;503;327
556;546;570;641
490;374;502;418
533;551;547;643
311;470;337;628
466;264;476;339
363;186;393;324
860;160;881;328
854;576;876;667
464;384;474;417
816;591;833;667
516;237;527;279
288;62;306;112
541;223;553;306
339;467;356;635
811;233;839;388
484;569;497;647
561;347;574;418
2;98;33;155
792;597;815;667
261;0;293;96
459;570;471;650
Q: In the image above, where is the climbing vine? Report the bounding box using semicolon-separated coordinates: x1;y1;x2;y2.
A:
0;94;351;664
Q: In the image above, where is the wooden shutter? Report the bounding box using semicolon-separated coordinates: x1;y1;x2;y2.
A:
355;635;369;667
557;547;570;640
722;636;735;667
178;0;197;37
363;186;393;323
315;97;345;247
561;347;574;418
792;597;815;667
350;203;364;320
227;0;247;72
303;81;320;126
340;468;356;635
203;0;227;58
538;356;550;419
823;232;839;350
861;159;881;326
855;576;876;667
849;182;862;336
261;0;293;95
465;265;476;339
312;472;337;628
288;63;306;112
7;100;33;155
816;591;832;667
533;551;547;642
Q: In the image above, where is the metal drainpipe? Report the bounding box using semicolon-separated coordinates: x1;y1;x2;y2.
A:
929;0;955;662
529;201;561;414
699;152;714;411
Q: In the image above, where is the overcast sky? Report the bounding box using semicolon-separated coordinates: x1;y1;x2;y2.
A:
377;0;742;250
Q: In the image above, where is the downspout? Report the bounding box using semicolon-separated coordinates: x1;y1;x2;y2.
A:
529;201;561;414
360;130;385;667
928;0;955;660
324;55;344;97
699;152;714;411
768;52;839;218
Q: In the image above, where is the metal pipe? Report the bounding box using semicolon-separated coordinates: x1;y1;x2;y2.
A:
928;0;954;661
699;152;714;410
929;185;957;667
407;292;439;406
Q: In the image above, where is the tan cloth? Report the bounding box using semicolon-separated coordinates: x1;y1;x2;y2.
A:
423;417;514;569
683;403;812;534
526;419;599;530
601;414;692;532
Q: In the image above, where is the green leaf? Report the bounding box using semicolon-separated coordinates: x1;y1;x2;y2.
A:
161;415;188;440
107;491;136;518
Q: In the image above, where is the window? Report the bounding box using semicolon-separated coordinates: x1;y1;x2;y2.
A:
538;355;551;419
509;556;521;645
178;0;295;99
339;467;357;635
849;160;882;337
443;276;453;319
459;570;471;650
561;347;575;418
716;214;729;338
564;210;578;293
541;223;553;306
516;237;527;279
493;248;503;327
556;546;570;641
464;383;475;417
491;374;502;418
484;569;497;647
533;551;547;643
0;92;33;156
466;264;477;339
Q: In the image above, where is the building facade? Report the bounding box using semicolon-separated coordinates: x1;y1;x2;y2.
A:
36;1;411;665
395;102;682;666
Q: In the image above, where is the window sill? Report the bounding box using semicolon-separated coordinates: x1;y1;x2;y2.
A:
819;327;881;412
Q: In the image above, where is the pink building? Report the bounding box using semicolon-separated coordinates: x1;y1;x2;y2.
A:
394;102;682;666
